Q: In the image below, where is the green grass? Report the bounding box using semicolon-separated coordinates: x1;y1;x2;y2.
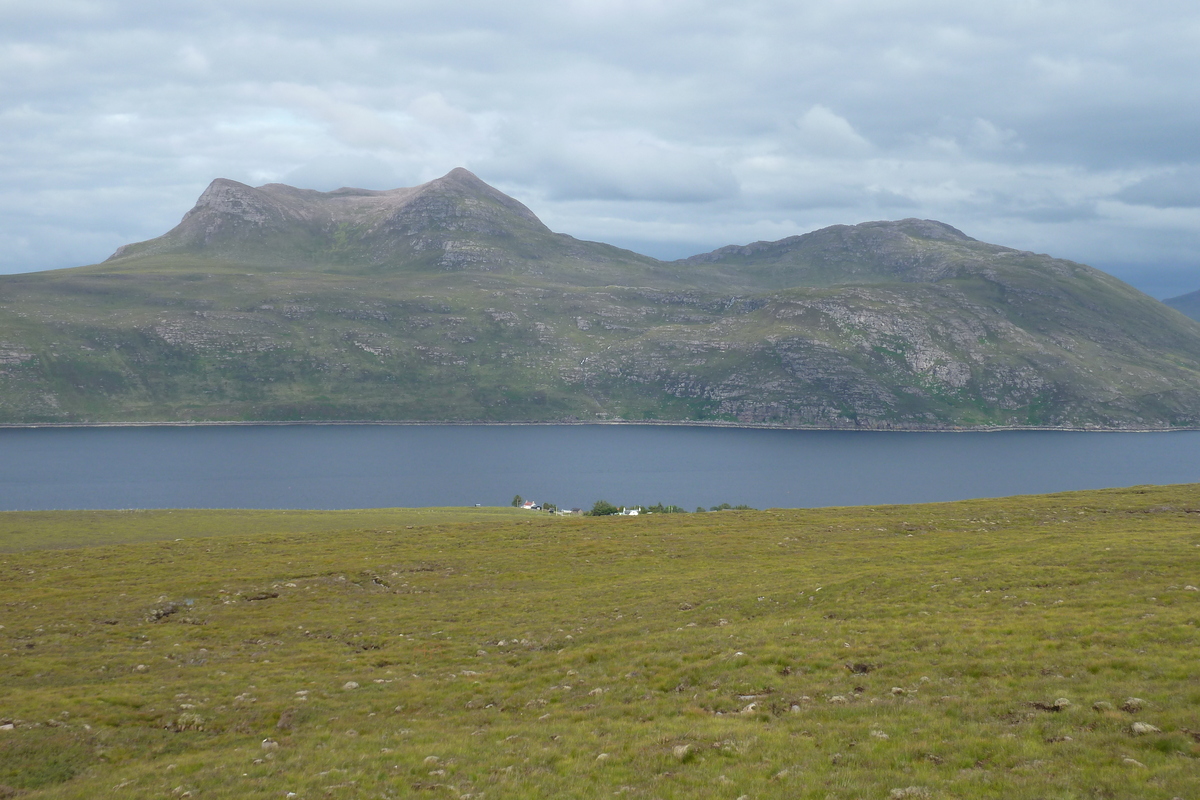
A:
1;485;1199;798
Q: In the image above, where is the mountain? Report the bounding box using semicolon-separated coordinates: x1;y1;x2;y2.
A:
1164;289;1200;322
105;167;666;285
2;168;1200;429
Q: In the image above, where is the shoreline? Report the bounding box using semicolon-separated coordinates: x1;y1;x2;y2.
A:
1;418;1197;433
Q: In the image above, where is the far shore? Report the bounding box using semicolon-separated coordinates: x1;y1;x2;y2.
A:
1;418;1196;433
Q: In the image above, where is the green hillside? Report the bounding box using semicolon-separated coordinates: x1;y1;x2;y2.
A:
2;485;1199;798
3;169;1200;428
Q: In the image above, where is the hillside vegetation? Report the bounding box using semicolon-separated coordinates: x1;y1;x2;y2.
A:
3;169;1200;428
2;485;1199;798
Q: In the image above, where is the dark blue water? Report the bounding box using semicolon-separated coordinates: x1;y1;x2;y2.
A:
2;424;1199;511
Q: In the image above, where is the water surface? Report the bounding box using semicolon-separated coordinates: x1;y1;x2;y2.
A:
2;424;1199;511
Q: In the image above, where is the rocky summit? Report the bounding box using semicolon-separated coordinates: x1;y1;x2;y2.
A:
2;168;1200;429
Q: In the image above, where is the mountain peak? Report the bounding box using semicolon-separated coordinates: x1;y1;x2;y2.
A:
677;218;998;287
103;168;587;273
867;218;975;242
441;166;484;183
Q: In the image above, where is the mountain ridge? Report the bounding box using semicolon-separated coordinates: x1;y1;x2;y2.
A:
1164;288;1200;322
104;168;662;283
3;168;1200;429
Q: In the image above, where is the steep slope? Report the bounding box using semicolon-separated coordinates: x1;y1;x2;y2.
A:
2;171;1200;428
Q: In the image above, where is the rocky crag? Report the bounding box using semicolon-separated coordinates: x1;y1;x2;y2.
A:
2;168;1200;429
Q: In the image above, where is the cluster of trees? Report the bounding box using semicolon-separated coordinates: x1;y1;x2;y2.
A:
511;494;557;513
586;500;752;516
697;503;755;512
512;494;755;516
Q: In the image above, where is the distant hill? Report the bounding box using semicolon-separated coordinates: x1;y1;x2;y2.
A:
1164;288;1200;322
3;168;1200;429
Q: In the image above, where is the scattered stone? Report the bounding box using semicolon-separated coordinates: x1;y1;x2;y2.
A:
1185;585;1198;591
846;662;877;674
740;702;758;714
1130;722;1161;736
1030;698;1070;712
596;753;610;762
871;729;890;740
261;738;279;751
1121;697;1144;713
672;744;693;760
148;603;179;621
423;756;440;764
172;713;205;732
889;787;930;798
342;681;359;691
276;710;295;730
1092;701;1114;712
891;687;907;696
828;695;848;704
588;688;604;696
0;724;13;731
1123;757;1146;767
133;664;149;673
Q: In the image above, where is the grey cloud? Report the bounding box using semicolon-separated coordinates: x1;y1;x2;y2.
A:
1116;167;1200;208
282;153;409;192
3;0;1200;293
793;106;872;156
970;190;1102;223
1003;205;1100;224
489;130;740;203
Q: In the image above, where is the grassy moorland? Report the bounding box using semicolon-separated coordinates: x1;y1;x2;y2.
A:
1;486;1198;799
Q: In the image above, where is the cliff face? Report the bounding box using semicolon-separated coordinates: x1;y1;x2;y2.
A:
4;169;1200;428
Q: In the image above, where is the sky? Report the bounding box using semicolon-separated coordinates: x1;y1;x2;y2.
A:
3;1;1199;298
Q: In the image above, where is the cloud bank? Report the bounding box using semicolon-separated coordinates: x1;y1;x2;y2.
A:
2;0;1199;296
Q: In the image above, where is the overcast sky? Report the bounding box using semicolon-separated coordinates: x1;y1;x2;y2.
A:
3;0;1199;297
